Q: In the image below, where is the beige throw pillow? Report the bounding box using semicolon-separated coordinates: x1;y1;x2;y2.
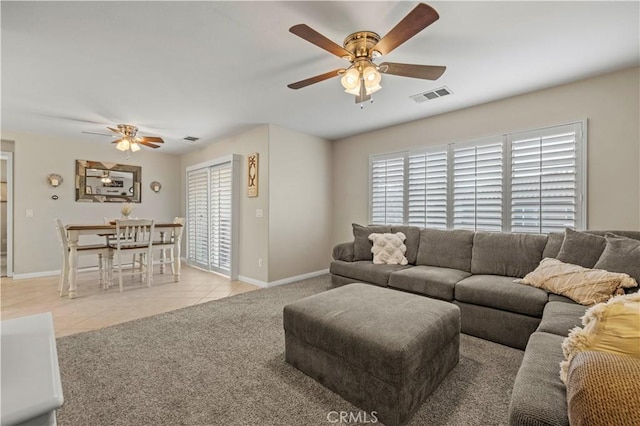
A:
516;258;637;306
368;232;408;265
560;292;640;384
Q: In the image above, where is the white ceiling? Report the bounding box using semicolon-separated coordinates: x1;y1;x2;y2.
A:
2;1;639;154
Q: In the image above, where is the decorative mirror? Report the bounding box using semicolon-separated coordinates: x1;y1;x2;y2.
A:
75;160;141;203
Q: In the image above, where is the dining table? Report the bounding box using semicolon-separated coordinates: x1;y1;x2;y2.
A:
64;222;183;299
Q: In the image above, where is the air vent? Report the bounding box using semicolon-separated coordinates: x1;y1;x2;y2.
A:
410;86;452;104
183;136;200;142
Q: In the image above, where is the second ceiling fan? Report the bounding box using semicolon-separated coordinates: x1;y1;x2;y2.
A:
287;3;446;103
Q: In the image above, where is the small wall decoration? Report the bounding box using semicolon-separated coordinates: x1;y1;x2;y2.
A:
247;153;259;197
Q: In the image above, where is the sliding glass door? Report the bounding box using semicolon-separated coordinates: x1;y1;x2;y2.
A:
186;155;240;278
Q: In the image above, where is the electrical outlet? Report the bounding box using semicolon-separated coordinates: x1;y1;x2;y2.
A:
26;209;34;218
258;258;263;268
256;209;263;218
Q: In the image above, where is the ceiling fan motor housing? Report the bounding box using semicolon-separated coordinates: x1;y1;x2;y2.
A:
117;124;139;138
343;31;381;59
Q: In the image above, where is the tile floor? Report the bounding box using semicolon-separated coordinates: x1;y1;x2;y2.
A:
0;262;259;337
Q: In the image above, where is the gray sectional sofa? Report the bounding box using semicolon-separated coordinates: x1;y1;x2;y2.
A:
329;225;640;426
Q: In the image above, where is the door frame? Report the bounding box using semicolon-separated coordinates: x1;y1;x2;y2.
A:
1;151;13;277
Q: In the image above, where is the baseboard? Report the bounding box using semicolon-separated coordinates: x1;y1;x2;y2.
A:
13;269;62;280
238;269;329;289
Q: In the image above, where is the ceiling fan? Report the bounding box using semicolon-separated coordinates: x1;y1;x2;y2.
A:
104;124;164;153
287;3;446;103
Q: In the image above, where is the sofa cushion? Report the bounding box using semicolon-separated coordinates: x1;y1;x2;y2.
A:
416;228;474;272
329;260;410;287
508;332;569;426
543;232;565;259
388;265;471;301
352;224;391;261
332;242;354;262
455;275;548;317
471;232;547;278
548;293;578;304
594;233;640;293
556;228;606;268
390;225;421;265
537;301;588;337
517;258;637;306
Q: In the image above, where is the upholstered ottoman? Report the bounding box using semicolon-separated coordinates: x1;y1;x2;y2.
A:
283;283;460;426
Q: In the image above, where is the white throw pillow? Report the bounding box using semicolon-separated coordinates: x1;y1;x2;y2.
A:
368;232;408;265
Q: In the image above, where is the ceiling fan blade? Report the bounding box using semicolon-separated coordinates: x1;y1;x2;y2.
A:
379;62;446;80
287;69;344;90
289;24;354;60
373;3;439;56
111;138;124;144
82;131;114;137
140;136;164;143
107;126;123;135
139;141;160;149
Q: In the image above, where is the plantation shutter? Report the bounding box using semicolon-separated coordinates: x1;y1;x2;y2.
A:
187;168;209;269
510;123;582;233
453;140;503;231
370;153;405;224
407;150;448;228
209;162;232;273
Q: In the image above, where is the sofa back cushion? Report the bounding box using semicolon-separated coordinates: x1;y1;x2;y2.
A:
416;228;474;272
557;228;606;268
352;224;391;261
390;225;421;264
471;231;547;278
543;232;565;259
594;233;640;293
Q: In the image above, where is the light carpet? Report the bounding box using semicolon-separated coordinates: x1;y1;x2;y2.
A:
56;275;524;425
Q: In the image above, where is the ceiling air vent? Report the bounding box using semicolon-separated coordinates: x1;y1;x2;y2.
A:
410;86;452;104
183;136;200;142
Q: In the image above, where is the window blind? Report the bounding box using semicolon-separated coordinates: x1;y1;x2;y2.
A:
370;154;405;225
407;150;448;228
186;168;209;268
209;163;232;273
453;141;503;231
510;123;580;233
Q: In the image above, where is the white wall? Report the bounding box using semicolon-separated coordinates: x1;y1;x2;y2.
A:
268;124;332;282
332;66;640;244
180;125;270;283
1;131;182;275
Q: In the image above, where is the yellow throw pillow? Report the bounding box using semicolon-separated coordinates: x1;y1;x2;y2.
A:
560;292;640;383
516;258;637;305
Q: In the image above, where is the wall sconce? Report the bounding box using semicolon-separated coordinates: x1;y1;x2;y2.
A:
47;174;63;188
150;181;162;193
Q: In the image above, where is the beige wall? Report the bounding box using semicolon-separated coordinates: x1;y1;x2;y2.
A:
268;124;333;282
180;125;270;283
332;66;640;244
1;131;181;275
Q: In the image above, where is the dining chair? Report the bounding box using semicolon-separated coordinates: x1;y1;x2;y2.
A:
104;216;141;277
55;218;111;296
153;217;185;279
109;219;155;292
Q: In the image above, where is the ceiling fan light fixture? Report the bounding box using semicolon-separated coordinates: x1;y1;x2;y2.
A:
130;142;141;152
116;139;130;151
340;68;360;91
365;83;382;95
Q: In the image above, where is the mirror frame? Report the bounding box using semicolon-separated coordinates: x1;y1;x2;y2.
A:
75;160;142;203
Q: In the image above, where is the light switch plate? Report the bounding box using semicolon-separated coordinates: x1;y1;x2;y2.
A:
256;209;263;218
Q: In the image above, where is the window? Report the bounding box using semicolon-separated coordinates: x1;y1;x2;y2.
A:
369;121;586;233
370;153;405;225
407;149;448;229
509;122;583;233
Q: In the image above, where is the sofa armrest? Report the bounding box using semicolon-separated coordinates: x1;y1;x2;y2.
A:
333;242;354;262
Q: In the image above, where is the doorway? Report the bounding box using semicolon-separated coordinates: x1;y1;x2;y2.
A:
1;151;13;277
